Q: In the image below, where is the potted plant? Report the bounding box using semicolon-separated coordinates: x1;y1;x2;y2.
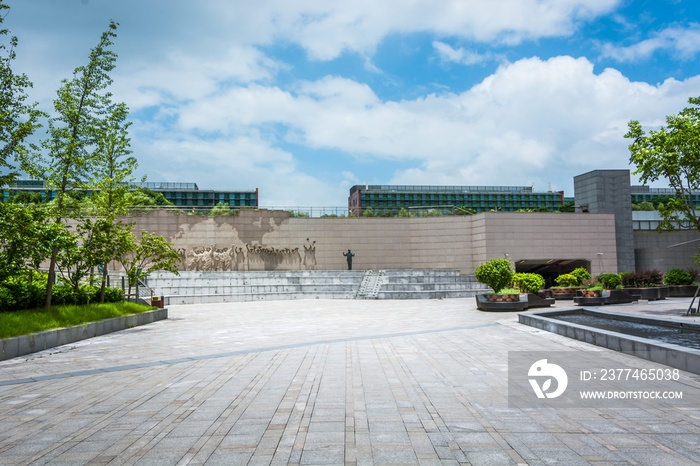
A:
474;258;527;311
665;268;699;297
597;273;622;290
570;267;591;286
512;272;554;308
550;273;583;300
573;273;634;305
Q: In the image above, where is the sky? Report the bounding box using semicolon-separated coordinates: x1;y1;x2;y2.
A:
5;0;700;208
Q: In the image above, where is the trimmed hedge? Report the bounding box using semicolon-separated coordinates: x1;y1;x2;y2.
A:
621;269;663;288
570;267;591;285
0;273;124;312
475;258;514;294
512;273;545;293
554;273;578;287
597;273;622;289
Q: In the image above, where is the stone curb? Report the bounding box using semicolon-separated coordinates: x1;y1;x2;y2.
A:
0;308;168;361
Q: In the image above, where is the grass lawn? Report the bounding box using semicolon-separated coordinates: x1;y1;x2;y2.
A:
0;302;156;339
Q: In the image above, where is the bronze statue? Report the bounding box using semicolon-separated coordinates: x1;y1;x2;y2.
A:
343;249;355;270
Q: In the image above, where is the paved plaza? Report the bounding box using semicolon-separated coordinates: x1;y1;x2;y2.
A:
0;297;699;465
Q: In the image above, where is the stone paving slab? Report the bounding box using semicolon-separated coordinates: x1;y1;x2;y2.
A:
0;298;698;465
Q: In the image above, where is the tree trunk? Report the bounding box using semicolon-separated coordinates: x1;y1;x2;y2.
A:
45;247;57;308
99;266;108;303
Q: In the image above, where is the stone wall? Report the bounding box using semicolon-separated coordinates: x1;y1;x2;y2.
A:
115;209;618;276
574;169;635;273
634;230;700;273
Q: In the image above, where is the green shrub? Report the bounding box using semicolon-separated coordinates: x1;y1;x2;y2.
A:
597;273;622;289
0;274;45;313
362;207;376;217
475;258;514;294
621;269;663;288
512;273;545;293
104;287;124;303
570;267;591;285
554;274;578;287
664;269;693;286
49;283;112;306
0;270;125;311
687;267;699;283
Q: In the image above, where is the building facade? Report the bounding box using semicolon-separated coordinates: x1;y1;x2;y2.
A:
348;184;564;216
135;182;258;209
631;185;700;206
2;180;258;210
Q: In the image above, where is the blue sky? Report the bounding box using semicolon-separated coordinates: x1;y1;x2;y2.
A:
5;0;700;207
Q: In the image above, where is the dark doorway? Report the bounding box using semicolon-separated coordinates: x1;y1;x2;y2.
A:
514;259;591;289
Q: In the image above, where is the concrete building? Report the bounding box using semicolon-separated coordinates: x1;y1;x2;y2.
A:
574;170;635;273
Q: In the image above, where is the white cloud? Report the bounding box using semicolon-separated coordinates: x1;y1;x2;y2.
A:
9;0;699;208
114;45;281;112
163;55;700;201
432;41;495;65
602;24;700;62
198;0;621;60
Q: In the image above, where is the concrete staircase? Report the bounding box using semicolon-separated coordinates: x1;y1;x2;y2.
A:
376;269;488;300
356;270;388;299
146;270;488;305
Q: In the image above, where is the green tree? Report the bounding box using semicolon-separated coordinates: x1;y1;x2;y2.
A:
558;201;575;213
626;96;700;233
209;202;236;217
117;231;181;301
0;0;44;188
632;201;655;211
27;21;120;307
91;101;136;214
89;100;139;302
124;187;172;208
6;190;45;204
474;258;514;294
0;204;71;284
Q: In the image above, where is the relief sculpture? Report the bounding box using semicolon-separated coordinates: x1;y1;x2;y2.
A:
303;239;316;270
183;240;316;271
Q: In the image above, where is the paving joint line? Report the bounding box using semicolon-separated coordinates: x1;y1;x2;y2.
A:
0;323;501;386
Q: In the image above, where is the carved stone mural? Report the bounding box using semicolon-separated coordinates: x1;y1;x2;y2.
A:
183;239;316;271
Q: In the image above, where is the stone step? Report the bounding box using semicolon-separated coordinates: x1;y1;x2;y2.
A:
146;270;488;304
381;283;485;292
377;289;487;299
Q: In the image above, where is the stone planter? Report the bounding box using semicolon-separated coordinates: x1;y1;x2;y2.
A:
476;293;528;311
622;287;666;301
549;288;585;300
573;289;635;306
527;293;555;308
475;293;553;311
667;285;700;298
